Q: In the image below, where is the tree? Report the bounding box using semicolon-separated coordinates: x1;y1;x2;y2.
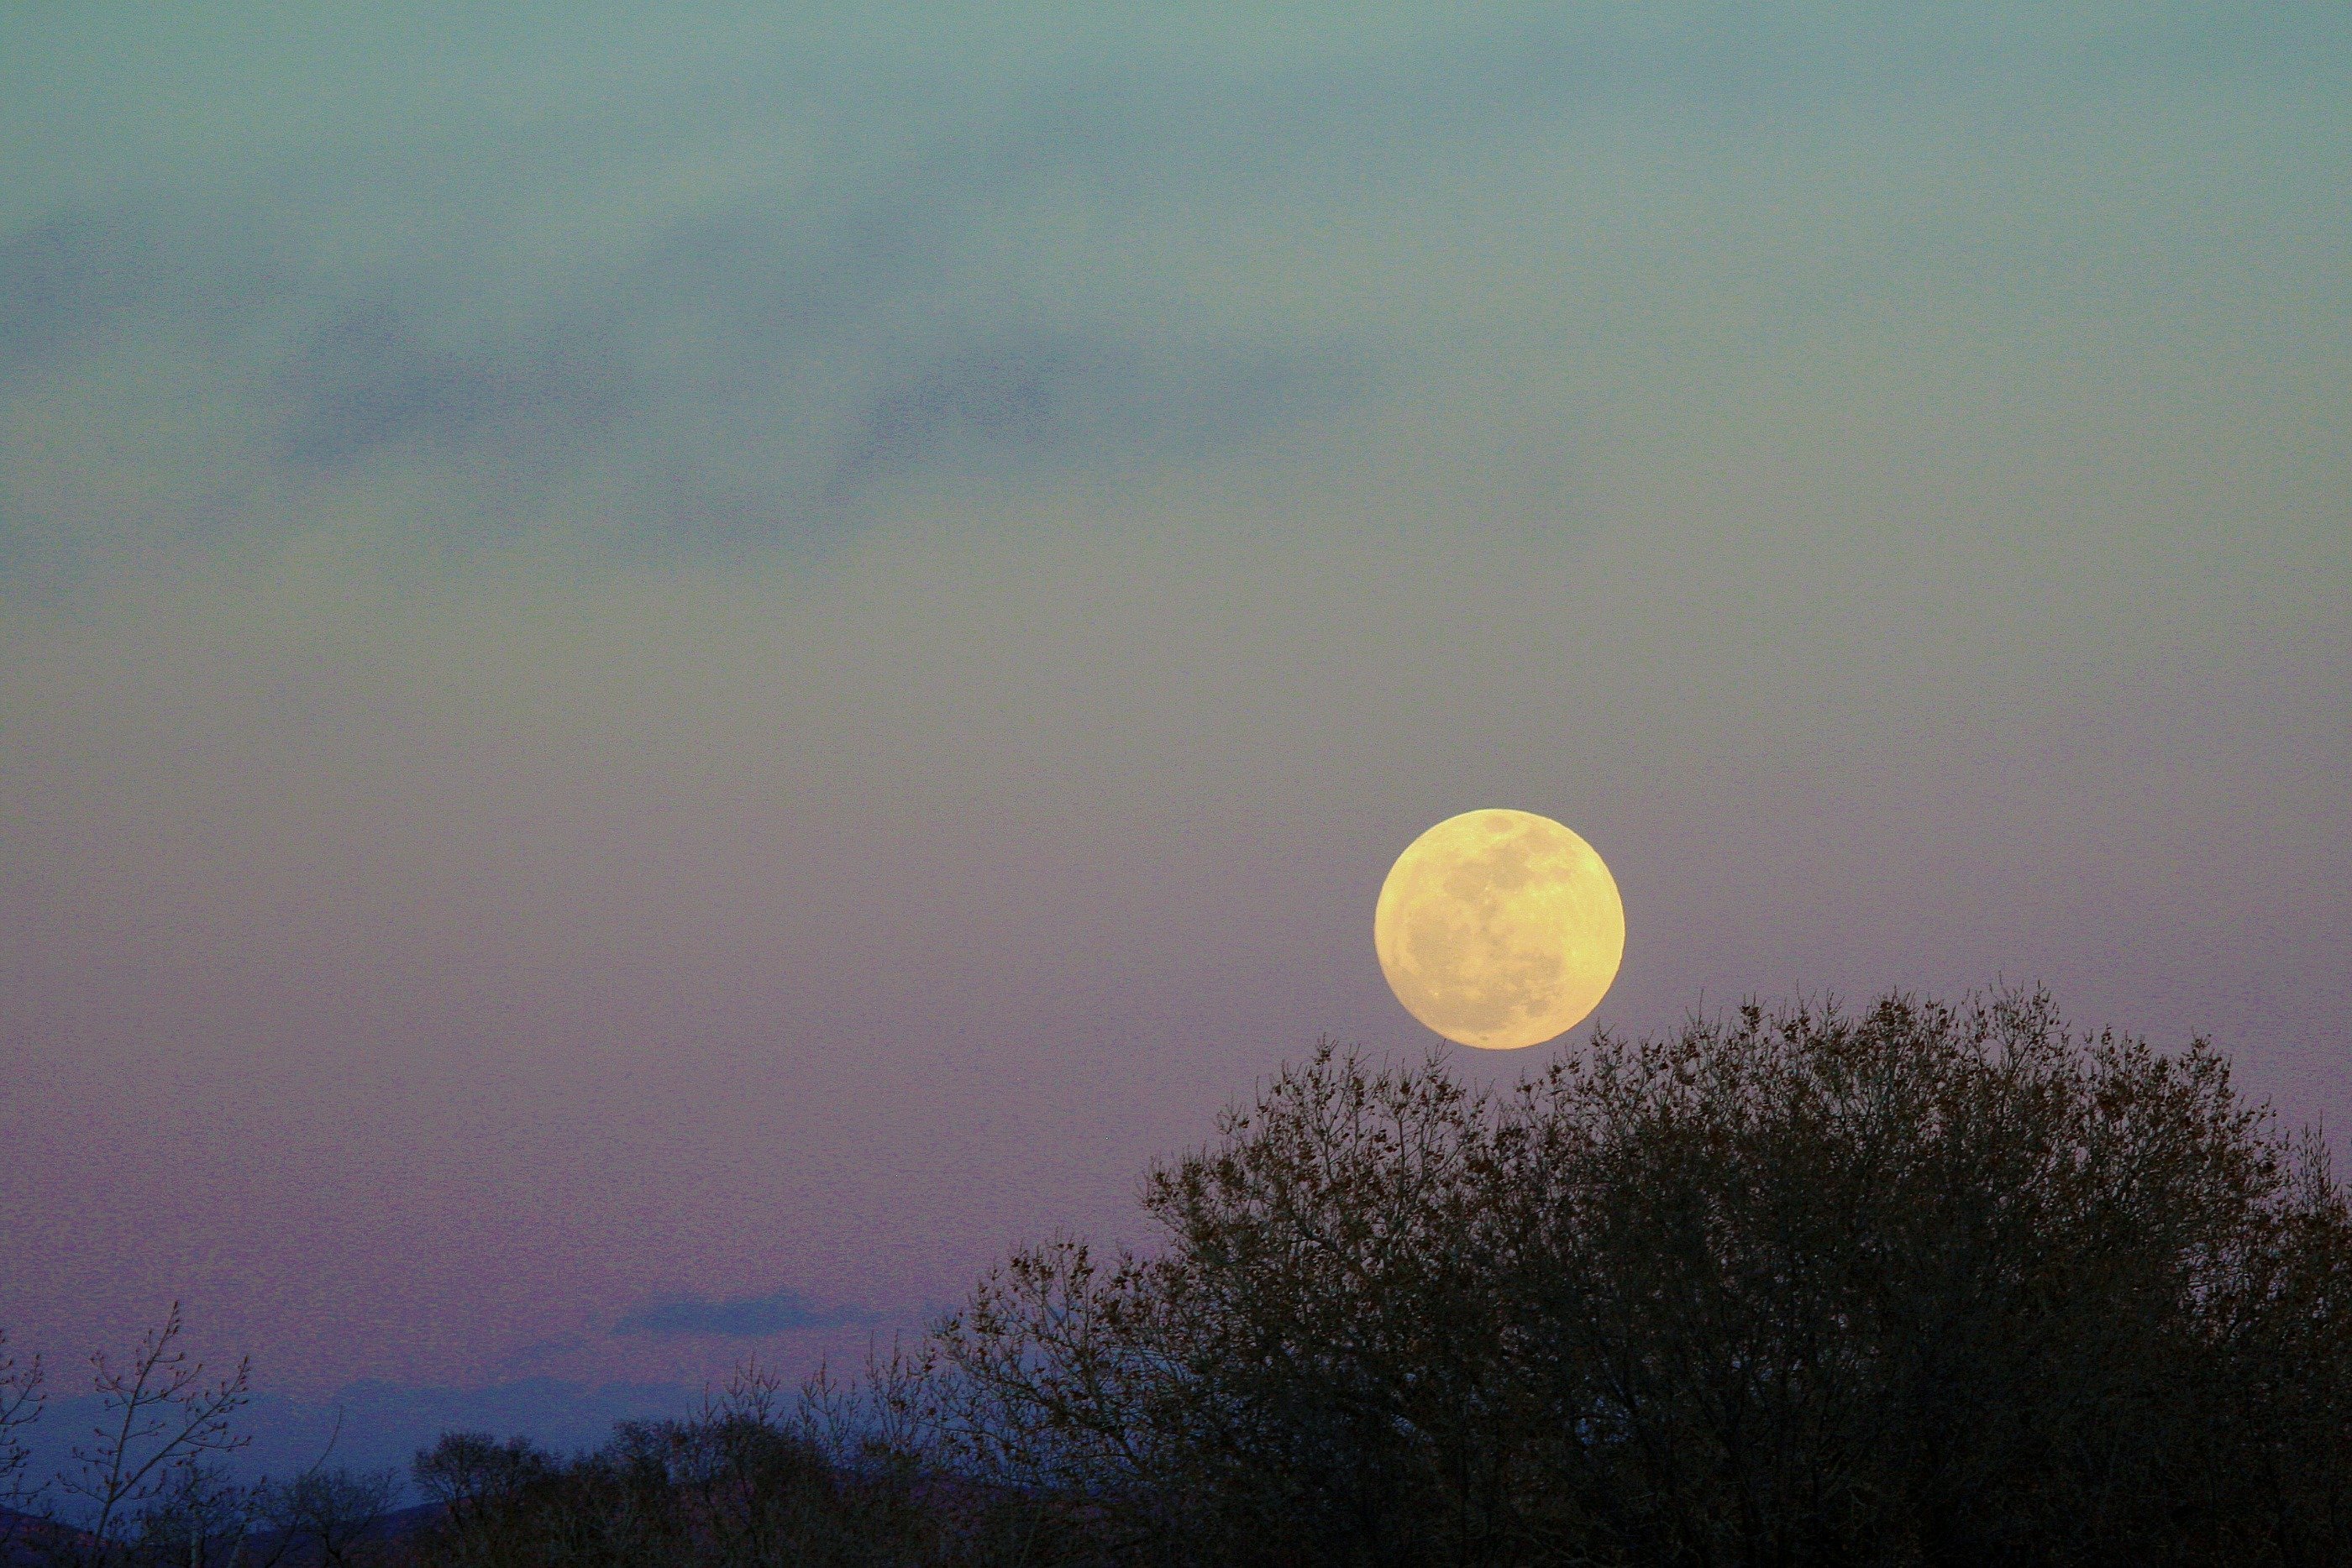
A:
127;1459;271;1568
922;991;2352;1566
45;1301;255;1566
0;1326;42;1495
259;1462;402;1566
0;1325;46;1562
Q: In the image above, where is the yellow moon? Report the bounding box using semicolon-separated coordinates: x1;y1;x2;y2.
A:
1374;809;1625;1051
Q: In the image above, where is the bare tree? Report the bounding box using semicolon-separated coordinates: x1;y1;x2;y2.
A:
129;1460;272;1568
261;1462;400;1567
0;1326;47;1562
0;1324;43;1489
3;1311;396;1566
50;1301;252;1565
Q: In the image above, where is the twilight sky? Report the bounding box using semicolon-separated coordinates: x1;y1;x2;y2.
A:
3;4;2348;1444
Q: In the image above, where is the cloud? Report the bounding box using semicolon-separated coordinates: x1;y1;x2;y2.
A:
822;333;1366;501
1;23;1506;576
278;300;632;469
9;8;2338;583
610;1289;879;1340
0;212;155;370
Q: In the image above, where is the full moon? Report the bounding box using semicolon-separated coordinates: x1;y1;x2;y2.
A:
1374;809;1625;1051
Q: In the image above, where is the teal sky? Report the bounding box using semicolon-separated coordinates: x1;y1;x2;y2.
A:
3;4;2347;1432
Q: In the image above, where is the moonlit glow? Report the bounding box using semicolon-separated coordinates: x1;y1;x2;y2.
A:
1374;809;1625;1051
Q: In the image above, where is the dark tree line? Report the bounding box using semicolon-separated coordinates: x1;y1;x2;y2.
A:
13;990;2352;1565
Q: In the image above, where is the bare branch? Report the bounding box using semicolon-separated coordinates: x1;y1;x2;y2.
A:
55;1301;252;1553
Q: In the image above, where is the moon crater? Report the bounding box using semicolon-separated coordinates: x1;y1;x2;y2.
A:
1374;809;1625;1051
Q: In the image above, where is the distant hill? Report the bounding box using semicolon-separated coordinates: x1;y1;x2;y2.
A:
9;1378;704;1489
0;1499;440;1565
0;1504;90;1566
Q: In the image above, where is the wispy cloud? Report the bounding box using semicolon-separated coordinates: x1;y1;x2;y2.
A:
277;299;631;469
37;8;2314;582
0;212;154;371
5;23;1499;581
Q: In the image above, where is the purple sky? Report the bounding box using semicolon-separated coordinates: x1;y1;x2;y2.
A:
3;7;2347;1465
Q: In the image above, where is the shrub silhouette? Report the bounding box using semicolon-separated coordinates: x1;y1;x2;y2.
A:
403;1362;1078;1567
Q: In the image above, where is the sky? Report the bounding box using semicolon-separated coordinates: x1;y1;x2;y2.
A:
3;3;2349;1474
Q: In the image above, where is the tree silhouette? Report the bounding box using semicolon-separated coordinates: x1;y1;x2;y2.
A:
922;991;2352;1566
